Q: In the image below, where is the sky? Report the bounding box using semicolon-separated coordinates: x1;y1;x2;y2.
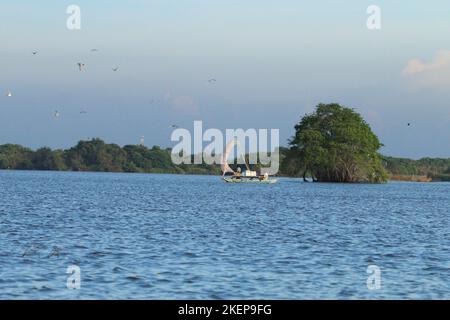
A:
1;0;449;159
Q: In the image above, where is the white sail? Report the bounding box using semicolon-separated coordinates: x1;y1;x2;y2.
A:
221;139;238;176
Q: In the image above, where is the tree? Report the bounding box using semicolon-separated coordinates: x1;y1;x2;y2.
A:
287;103;387;183
64;138;127;172
0;144;33;170
32;147;66;170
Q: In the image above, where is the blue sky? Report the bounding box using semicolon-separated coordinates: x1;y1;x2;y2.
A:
1;1;450;158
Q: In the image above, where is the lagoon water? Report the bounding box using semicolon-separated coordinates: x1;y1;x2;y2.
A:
0;170;449;299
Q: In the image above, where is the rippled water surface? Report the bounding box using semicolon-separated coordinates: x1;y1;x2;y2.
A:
0;170;449;299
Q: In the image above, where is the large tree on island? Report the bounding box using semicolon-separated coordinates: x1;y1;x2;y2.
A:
286;103;387;183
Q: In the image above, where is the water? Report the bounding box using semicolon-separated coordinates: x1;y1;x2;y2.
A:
0;170;449;299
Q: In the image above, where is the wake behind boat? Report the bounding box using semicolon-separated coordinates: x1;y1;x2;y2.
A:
220;138;278;184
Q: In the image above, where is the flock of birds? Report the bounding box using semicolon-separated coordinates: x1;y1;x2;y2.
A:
4;49;121;118
5;51;410;142
2;49;219;137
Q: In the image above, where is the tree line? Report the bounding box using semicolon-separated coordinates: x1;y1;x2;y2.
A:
383;156;450;181
1;104;449;182
0;138;220;175
1;138;448;181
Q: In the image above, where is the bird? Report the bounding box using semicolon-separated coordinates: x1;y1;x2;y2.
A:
407;123;411;127
77;62;85;71
5;91;12;97
207;78;217;83
54;110;60;118
32;51;38;55
112;67;119;72
168;124;179;129
22;244;40;257
80;110;87;114
90;48;99;52
47;246;61;258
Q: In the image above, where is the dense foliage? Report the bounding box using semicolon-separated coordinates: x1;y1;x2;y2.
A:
0;139;221;175
284;103;388;183
384;156;450;181
0;108;449;181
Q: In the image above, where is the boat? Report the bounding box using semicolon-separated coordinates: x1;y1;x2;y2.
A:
223;176;278;184
220;138;278;184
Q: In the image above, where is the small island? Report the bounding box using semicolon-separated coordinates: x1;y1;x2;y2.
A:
282;103;388;183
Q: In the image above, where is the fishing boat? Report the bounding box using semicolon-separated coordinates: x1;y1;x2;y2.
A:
223;175;278;184
221;138;278;184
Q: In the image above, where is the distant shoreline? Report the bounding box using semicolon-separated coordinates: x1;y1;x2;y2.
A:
389;174;432;182
1;168;449;183
1;139;449;182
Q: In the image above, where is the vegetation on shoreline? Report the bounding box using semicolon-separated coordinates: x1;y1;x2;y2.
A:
384;156;450;182
0;139;220;175
1;138;448;181
1;104;449;182
384;157;450;181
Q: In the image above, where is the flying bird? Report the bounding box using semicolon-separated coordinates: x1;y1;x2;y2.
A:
90;48;99;52
112;67;119;72
80;110;87;114
47;246;61;258
22;244;40;257
54;110;60;118
5;91;12;97
208;78;217;83
32;51;38;55
169;124;179;129
77;63;85;71
407;123;411;126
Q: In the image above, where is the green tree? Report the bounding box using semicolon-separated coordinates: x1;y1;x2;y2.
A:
287;103;387;183
64;138;127;172
31;147;67;170
0;144;33;170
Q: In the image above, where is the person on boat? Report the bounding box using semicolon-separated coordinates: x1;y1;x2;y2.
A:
258;172;269;181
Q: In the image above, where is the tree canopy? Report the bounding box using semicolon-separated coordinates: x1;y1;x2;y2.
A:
285;103;388;183
0;138;220;175
0;116;448;181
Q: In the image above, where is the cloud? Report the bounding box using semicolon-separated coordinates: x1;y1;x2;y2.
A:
403;50;450;75
402;50;450;88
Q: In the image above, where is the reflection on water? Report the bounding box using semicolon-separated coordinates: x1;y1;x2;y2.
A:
0;170;449;299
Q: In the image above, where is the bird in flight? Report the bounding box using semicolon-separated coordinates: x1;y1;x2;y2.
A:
112;67;119;72
169;124;179;129
208;78;217;83
80;110;87;114
5;91;12;97
90;49;99;52
54;110;60;118
32;51;38;55
77;63;85;71
407;123;411;126
47;246;61;258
